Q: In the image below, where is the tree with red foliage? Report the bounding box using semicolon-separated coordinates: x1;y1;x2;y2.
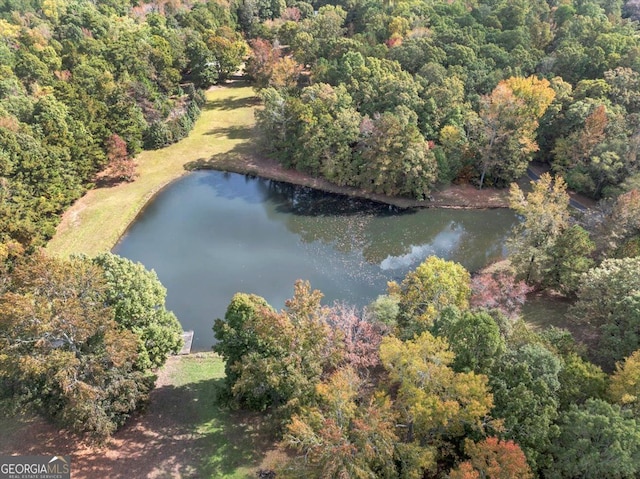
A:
103;134;136;183
449;437;533;479
325;302;387;371
470;270;532;319
246;38;281;89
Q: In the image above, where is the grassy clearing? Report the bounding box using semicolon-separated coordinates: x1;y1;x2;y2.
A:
163;353;275;479
46;82;259;258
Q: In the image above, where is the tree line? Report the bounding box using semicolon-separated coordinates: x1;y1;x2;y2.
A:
249;0;640;200
0;0;248;250
213;176;640;477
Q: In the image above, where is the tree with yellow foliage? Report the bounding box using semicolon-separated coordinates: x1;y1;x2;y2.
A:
474;76;555;188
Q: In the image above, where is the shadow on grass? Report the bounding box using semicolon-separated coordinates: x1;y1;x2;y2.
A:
204;125;254;140
204;94;260;112
184;141;258;172
0;376;274;479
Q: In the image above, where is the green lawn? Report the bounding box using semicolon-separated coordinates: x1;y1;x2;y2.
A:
164;353;275;479
46;82;259;258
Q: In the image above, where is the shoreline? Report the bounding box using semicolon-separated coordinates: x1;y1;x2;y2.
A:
46;82;510;259
190;157;511;210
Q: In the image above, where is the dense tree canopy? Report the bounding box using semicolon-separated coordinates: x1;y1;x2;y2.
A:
5;0;640;472
569;257;640;369
0;0;232;249
0;252;178;440
250;0;640;199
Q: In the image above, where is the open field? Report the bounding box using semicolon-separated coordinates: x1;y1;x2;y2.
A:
46;82;259;258
0;353;275;479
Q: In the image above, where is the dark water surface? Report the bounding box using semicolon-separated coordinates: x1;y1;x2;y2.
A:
113;171;517;350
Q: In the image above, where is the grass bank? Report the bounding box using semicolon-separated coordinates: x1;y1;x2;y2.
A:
159;353;275;478
46;82;259;258
0;353;274;479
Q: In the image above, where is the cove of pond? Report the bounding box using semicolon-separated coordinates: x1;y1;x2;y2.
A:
113;171;518;351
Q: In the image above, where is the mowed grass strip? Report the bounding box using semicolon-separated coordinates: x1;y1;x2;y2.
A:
162;353;274;479
46;82;258;258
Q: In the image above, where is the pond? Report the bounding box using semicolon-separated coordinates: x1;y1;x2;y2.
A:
113;171;518;351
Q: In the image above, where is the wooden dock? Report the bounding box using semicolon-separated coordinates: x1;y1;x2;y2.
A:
180;330;194;355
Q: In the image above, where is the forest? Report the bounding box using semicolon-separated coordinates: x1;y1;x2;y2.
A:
0;0;640;477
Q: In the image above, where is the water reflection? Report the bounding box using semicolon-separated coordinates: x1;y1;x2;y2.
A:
114;171;517;350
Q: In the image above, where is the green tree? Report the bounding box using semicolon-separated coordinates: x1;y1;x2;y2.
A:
557;352;607;410
600;189;640;258
0;254;153;441
432;307;506;375
357;106;438;199
546;224;595;294
548;399;640;479
205;27;249;82
213;281;339;413
92;253;183;371
292;83;361;182
569;257;640;369
490;343;562;471
389;256;471;338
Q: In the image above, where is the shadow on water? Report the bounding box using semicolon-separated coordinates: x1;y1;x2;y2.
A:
262;180;418;218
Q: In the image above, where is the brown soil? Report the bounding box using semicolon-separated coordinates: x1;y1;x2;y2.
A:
1;358;205;479
201;151;511;210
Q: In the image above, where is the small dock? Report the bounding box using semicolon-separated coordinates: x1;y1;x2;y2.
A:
180;330;194;355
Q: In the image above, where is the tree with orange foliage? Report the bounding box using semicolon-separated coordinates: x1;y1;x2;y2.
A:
449;437;533;479
103;133;136;183
0;254;153;441
473;76;555;188
279;368;398;478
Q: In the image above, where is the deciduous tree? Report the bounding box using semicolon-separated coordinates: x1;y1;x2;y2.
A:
280;368;398;478
474;76;555;188
548;399;640;479
449;437;533;479
489;344;562;471
609;349;640;415
0;254;153;441
569;257;640;369
102;133;137;182
390;256;471;338
92;253;183;371
380;332;493;468
214;281;339;413
433;307;506;374
470;270;532;319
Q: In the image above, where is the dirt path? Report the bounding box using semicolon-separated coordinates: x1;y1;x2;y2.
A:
0;353;277;479
0;358;199;478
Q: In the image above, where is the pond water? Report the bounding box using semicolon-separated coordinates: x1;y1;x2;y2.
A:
113;171;518;351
